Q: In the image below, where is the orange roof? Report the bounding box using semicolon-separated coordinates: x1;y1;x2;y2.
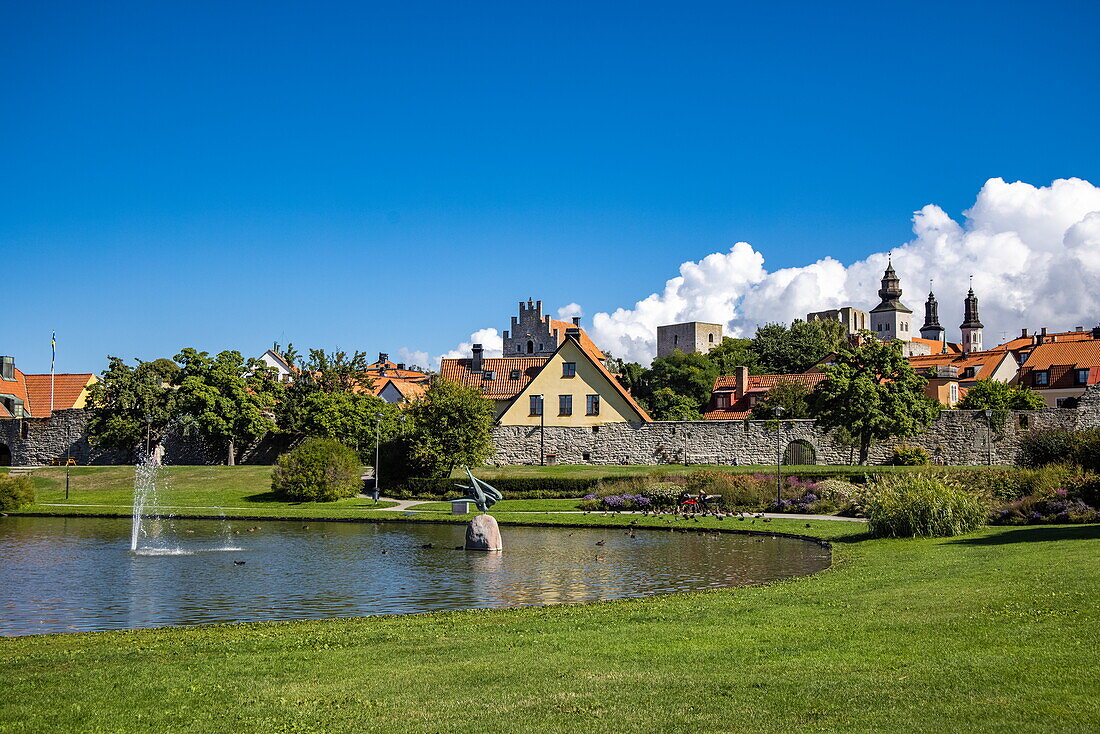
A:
992;329;1098;352
910;337;963;354
546;319;605;360
23;373;95;417
438;357;549;399
364;359;429;382
373;378;429;401
0;367;29;408
906;350;1010;382
1018;340;1100;390
705;372;826;420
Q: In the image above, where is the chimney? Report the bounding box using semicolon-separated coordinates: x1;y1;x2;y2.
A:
396;363;405;371
1020;328;1028;338
734;366;749;401
1076;326;1084;332
1039;327;1048;345
1092;324;1100;339
378;352;389;364
572;316;581;326
471;344;483;372
0;356;12;381
565;328;582;342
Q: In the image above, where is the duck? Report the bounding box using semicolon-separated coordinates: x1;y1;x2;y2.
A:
233;560;246;565
595;540;606;547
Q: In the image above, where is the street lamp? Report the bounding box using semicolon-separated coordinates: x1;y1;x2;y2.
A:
373;412;384;501
774;405;785;504
982;409;994;465
536;394;546;466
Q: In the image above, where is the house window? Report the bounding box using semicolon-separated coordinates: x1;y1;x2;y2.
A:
482;371;495;381
962;367;975;379
709;333;714;343
559;395;572;415
529;395;543;416
527;341;534;354
516;345;521;353
716;394;730;409
562;362;576;378
1076;368;1090;385
673;335;678;345
538;343;544;352
1034;370;1049;387
949;383;958;404
509;369;521;380
586;394;600;415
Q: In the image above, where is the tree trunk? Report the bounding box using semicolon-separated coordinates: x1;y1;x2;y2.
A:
858;437;870;465
227;438;236;467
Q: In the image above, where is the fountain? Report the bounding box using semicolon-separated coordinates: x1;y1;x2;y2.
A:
130;453;161;552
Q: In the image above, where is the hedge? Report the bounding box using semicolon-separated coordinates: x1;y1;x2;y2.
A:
388;477;603;500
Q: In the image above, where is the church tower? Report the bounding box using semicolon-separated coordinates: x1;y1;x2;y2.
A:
920;281;945;344
960;279;984;353
869;257;913;342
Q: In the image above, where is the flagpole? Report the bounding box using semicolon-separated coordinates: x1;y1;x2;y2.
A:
50;331;56;414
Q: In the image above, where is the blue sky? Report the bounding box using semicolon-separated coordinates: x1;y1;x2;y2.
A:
3;1;1099;373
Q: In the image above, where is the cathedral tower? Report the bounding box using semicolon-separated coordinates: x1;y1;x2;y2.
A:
920;281;945;344
869;257;913;342
960;280;984;353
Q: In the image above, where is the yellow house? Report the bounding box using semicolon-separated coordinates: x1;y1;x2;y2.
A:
439;330;650;426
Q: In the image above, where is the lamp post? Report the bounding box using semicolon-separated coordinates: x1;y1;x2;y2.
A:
374;411;384;499
536;395;546;466
982;409;994;465
774;405;785;504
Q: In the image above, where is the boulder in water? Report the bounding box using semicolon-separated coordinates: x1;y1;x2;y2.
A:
464;514;502;551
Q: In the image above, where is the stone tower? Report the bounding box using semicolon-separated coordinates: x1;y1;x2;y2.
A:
920;282;945;344
960;281;984;354
656;322;723;358
869;258;913;342
502;298;564;357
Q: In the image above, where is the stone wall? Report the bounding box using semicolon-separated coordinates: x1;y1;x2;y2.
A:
490;385;1100;467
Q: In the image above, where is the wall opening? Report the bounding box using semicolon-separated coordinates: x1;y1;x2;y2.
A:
783;439;816;466
0;443;11;466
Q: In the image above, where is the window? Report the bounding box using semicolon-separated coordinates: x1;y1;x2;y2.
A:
527;341;534;354
591;426;600;434
562;362;576;378
482;370;495;381
582;451;591;461
961;367;975;379
509;369;521;380
586;394;600;415
716;394;731;409
529;395;543;416
673;334;678;345
1034;370;1049;387
516;345;521;353
708;333;714;343
559;394;572;416
949;383;958;404
1076;368;1090;385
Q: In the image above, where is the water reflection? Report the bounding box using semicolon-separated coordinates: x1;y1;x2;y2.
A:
0;517;829;636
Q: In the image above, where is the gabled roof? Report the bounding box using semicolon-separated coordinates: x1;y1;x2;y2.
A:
364;359;429;382
906;350;1012;382
547;319;605;360
993;329;1098;352
23;373;96;417
1018;340;1100;390
373;378;429;401
704;372;826;420
438;357;549;399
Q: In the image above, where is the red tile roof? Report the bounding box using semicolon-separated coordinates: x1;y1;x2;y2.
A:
910;337;963;354
0;367;29;408
373;378;429;401
704;372;826;420
23;373;95;417
364;359;429;382
906;350;1010;382
1018;340;1100;390
439;357;549;399
993;329;1098;352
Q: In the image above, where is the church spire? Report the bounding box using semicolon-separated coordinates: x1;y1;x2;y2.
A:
869;255;913;341
920;279;945;344
960;276;984;353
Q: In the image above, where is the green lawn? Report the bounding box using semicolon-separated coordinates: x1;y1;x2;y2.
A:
1;520;1096;732
411;498;586;513
24;466;398;517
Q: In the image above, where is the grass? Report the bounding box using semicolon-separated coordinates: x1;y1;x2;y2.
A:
411;498;586;513
1;518;1096;732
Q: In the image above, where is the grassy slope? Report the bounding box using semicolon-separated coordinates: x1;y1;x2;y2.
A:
1;520;1098;733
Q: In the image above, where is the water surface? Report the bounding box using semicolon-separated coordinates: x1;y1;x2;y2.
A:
0;516;829;635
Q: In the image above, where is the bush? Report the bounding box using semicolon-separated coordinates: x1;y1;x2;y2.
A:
0;474;35;511
891;445;931;466
641;482;685;510
1019;428;1100;472
861;475;990;538
994;494;1099;525
272;438;362;502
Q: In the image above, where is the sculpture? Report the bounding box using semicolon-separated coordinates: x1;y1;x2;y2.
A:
455;466;503;512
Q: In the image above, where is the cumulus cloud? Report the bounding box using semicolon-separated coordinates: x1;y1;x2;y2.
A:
433;178;1100;365
557;302;583;320
394;346;430;370
436;328;504;364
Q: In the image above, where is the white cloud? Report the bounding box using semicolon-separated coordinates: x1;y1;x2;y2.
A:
430;178;1100;365
394;346;430;370
436;328;504;365
557;302;583;320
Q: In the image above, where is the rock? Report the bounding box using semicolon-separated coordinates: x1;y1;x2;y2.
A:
465;514;503;551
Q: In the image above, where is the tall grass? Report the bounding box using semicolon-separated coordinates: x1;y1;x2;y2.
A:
862;475;989;538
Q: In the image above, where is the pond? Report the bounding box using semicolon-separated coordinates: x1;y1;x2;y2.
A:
0;516;829;636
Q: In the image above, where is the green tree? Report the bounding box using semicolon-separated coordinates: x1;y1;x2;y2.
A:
808;339;940;464
173;349;282;465
649;387;703;421
403;379;495;477
605;353;648;404
271;438;362;502
705;337;759;375
643;350;719;413
85;356;181;458
749;379;813;419
748;320;846;374
957;379;1046;410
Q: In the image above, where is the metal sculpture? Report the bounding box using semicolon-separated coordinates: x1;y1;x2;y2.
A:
455;466;503;512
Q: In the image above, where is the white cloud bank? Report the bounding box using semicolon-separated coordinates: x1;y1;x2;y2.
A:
437;178;1100;365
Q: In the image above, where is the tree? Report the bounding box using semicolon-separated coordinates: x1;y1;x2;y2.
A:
85;356;181;458
643;350;719;413
957;379;1046;410
649;387;702;421
605;353;648;404
705;337;759;376
750;379;813;419
403;379;495;477
173;349;282;465
748;320;846;374
808;339;940;464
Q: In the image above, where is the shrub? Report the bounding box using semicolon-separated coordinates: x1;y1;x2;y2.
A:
1019;428;1100;471
993;495;1099;525
641;482;685;510
891;445;931;466
862;475;989;538
272;438;362;502
815;478;859;503
0;474;35;511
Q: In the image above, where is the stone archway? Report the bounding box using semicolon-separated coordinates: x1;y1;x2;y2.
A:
0;443;11;466
784;439;816;466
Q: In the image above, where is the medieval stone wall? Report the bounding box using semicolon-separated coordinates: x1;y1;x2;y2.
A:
490;385;1100;467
